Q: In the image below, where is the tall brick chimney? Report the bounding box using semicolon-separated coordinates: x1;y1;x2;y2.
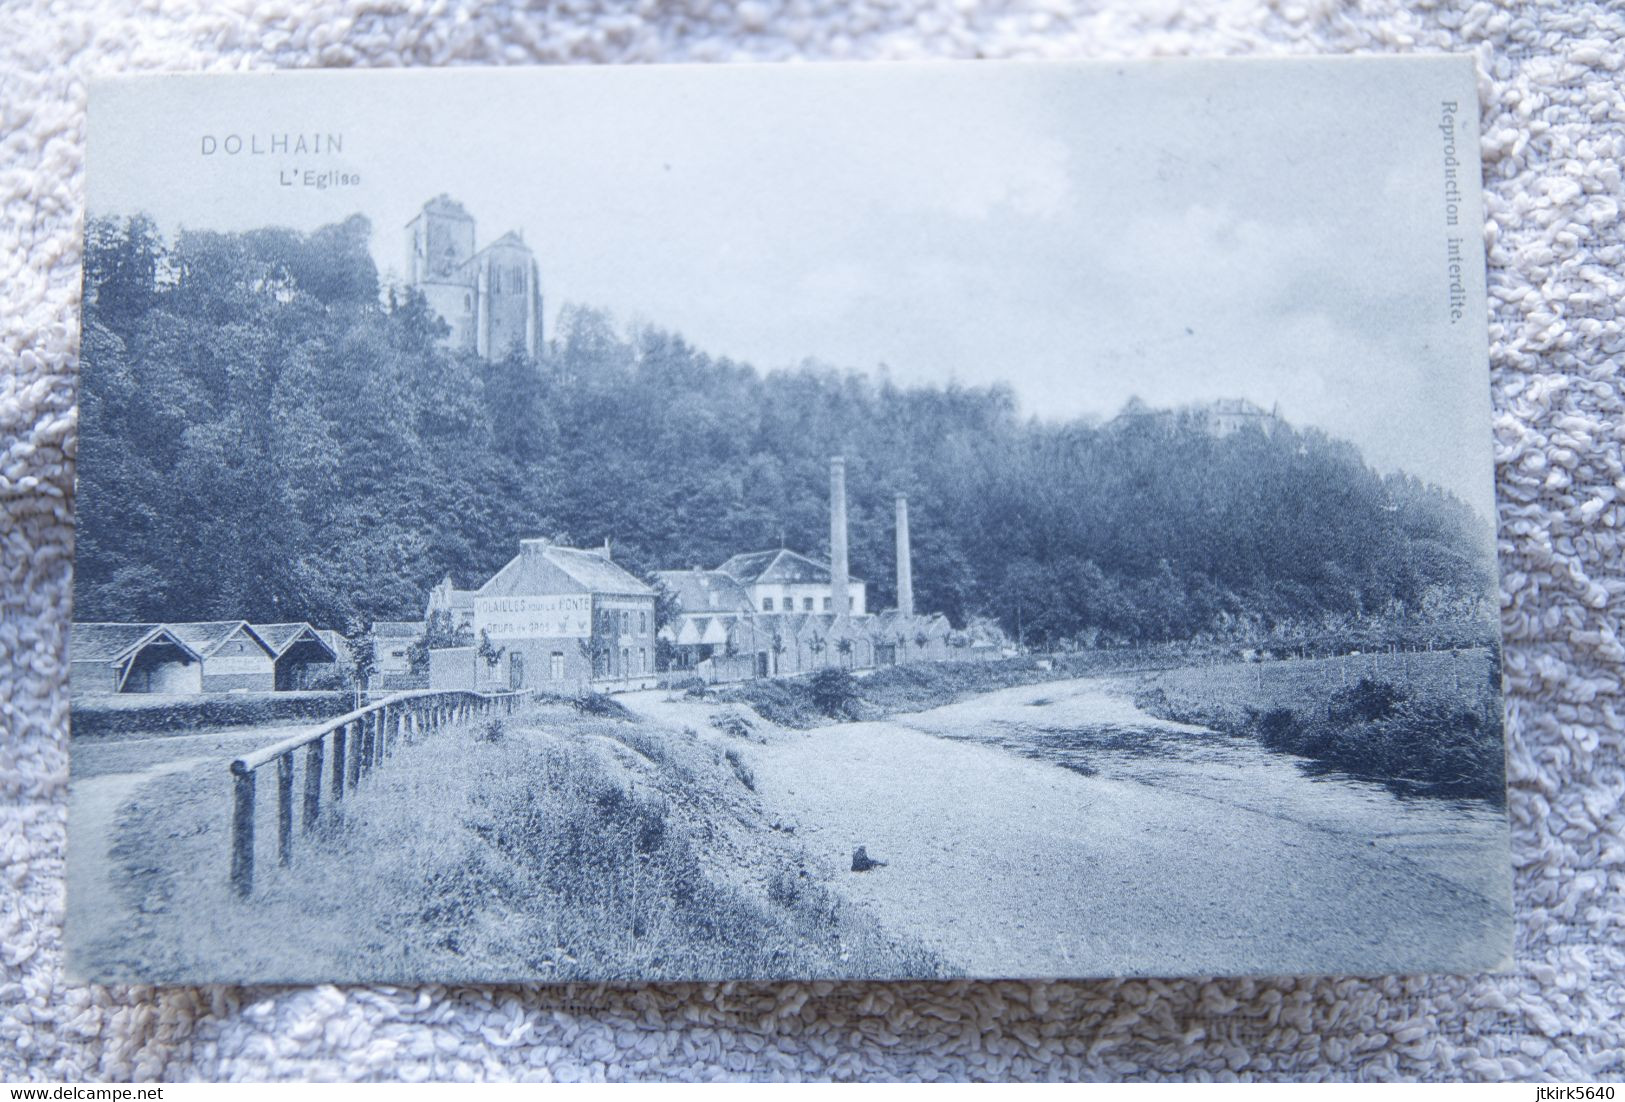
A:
829;456;849;619
895;493;914;618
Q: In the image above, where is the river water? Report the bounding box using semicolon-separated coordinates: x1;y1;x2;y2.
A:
899;676;1513;913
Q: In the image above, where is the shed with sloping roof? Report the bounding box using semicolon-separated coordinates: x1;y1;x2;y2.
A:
70;622;205;695
165;621;278;692
251;622;340;690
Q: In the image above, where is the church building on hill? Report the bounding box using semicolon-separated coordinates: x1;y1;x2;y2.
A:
404;194;544;361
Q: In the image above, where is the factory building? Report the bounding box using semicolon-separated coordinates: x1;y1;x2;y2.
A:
713;549;867;616
657;457;953;682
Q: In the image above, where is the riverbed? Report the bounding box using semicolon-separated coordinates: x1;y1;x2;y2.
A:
745;676;1513;978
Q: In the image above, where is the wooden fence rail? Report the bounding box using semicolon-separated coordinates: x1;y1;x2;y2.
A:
227;687;533;897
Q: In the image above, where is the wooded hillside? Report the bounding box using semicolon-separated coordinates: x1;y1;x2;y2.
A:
75;214;1499;647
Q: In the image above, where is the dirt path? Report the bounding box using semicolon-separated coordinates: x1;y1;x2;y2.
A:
737;677;1511;978
64;724;311;979
65;754;214;971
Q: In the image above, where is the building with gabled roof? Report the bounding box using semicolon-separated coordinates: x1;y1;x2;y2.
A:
448;538;658;693
369;620;427;691
425;574;478;632
250;622;341;690
70;623;203;695
653;569;752;617
714;547;866;616
70;620;289;694
163;621;278;692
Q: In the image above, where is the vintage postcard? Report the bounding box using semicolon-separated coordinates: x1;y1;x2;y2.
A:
69;57;1510;983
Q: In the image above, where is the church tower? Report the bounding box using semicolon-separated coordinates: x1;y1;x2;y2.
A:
403;195;543;360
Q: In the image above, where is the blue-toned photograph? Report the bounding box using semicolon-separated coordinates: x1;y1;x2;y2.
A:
67;58;1511;984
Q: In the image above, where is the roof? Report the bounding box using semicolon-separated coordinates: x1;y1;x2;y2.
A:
671;614;737;647
165;621;274;658
70;622;200;664
476;230;531;255
715;548;863;587
371;620;426;639
250;622;338;660
407;194;473;224
652;570;753;615
867;612;951;640
480;541;655;598
428;576;478;611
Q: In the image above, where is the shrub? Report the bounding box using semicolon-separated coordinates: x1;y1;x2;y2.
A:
715;710;756;740
478;718;506;744
808;668;860;720
572;692;633;720
1328;677;1405;724
713;679;822;728
71;691;354;738
1360;698;1505;800
1255;707;1301;751
766;868;802;907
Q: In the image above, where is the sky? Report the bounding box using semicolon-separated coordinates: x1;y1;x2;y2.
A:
88;58;1495;519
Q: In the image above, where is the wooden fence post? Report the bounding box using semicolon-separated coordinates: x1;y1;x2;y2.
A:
231;767;255;898
304;738;324;832
360;712;375;776
346;718;362;789
332;724;347;801
276;751;294;867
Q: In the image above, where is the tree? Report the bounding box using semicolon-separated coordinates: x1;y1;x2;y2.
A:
478;629;506;675
408;609;474;675
73;214;1498;657
345;617;376;707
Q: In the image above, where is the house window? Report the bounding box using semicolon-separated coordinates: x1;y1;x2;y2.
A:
550;652;565;680
491;265;502;293
823;597;832;611
762;597;775;611
621;610;630;634
803;597;814;611
638;648;647;674
639;611;647;633
848;596;855;611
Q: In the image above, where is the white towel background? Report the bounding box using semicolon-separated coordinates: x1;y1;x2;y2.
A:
3;0;1622;1082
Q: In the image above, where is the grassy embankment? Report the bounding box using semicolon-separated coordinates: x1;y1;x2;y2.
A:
1134;648;1507;803
71;691;354;738
707;651;1186;728
89;697;946;983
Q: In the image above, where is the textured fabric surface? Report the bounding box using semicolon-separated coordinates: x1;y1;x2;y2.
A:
3;0;1622;1083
